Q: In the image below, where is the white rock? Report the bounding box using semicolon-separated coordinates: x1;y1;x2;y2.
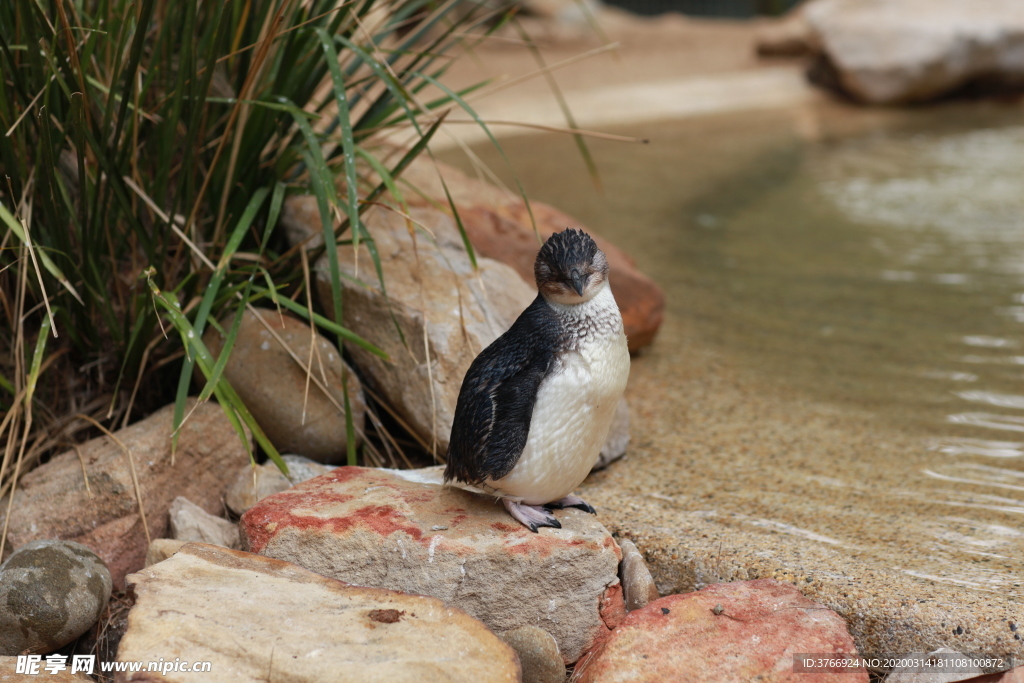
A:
169;497;240;549
118;543;520;682
806;0;1024;103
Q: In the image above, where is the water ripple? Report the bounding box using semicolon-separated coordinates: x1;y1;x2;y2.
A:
932;437;1024;458
947;412;1024;432
957;391;1024;410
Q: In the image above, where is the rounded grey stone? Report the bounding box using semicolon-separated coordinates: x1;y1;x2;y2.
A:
498;626;564;683
619;539;659;611
0;539;112;655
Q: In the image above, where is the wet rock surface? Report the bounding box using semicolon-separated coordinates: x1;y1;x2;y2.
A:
239;466;623;663
118;543;520;683
169;496;240;549
498;626;565;683
573;579;865;683
806;0;1024;103
203;309;365;464
283;198;536;457
0;540;112;656
225;455;335;516
0;401;247;588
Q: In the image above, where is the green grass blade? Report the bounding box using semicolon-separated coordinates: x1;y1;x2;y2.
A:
252;286;389;360
315;28;363;256
145;271;287;476
0;201;83;304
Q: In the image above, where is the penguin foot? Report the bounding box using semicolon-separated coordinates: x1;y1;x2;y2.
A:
504;499;562;533
546;495;597;515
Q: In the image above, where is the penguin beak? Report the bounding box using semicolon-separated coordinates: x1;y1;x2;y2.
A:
570;270;585;296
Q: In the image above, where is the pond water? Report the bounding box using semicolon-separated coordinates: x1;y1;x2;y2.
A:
438;101;1024;605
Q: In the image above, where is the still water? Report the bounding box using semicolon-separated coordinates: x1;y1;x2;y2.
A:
439;101;1024;596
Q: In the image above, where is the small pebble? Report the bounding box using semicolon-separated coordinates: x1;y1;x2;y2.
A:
618;539;659;611
497;626;564;683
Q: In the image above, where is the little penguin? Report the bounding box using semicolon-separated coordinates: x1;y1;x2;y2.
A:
444;228;630;532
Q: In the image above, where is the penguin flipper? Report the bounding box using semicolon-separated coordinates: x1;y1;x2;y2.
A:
445;295;561;485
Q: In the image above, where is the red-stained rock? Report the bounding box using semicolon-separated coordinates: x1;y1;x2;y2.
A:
396;157;665;352
239;466;623;664
0;401;248;589
573;579;866;683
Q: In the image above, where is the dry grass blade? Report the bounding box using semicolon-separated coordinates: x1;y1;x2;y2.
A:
74;413;151;546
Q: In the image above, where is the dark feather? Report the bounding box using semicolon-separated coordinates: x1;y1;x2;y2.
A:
444;294;563;485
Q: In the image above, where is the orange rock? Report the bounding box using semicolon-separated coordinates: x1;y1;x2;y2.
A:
574;579;866;683
395;155;665;353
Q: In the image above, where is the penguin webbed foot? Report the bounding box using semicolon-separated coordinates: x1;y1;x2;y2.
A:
546;494;597;515
503;499;562;533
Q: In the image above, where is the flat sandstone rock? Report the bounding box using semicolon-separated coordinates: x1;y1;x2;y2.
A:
118;543;519;683
239;466;624;663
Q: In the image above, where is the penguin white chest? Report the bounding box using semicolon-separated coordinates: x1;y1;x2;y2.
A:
488;286;630;505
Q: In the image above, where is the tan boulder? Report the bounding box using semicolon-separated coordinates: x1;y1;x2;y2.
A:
283;199;536;456
0;401;248;588
239;466;624;663
573;579;865;683
203;309;365;464
498;626;565;683
118;543;520;683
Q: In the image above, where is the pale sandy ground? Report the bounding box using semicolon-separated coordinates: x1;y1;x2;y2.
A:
423;8;822;149
429;8;1024;663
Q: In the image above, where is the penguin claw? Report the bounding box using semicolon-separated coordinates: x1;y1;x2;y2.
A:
504;500;562;532
547;495;597;515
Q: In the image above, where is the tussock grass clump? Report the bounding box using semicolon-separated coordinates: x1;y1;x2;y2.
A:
0;0;511;516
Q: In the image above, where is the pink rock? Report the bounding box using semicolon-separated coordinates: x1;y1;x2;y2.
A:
239;466;623;663
573;579;867;683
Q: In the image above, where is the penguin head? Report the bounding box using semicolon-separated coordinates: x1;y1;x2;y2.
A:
534;228;609;304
